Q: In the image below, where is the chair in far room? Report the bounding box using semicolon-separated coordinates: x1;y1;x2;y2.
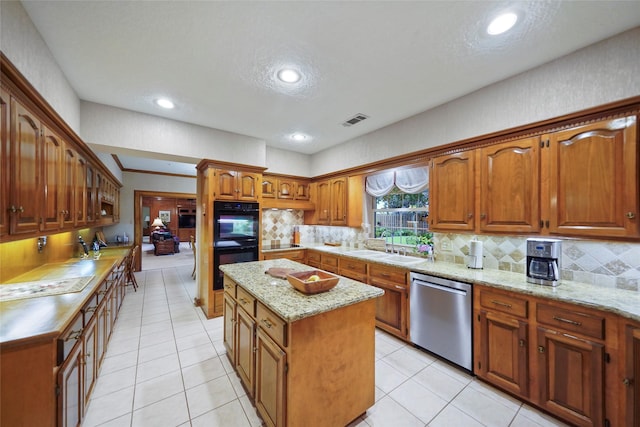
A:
126;245;139;291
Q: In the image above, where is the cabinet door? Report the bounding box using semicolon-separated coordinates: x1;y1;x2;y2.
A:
294;181;310;200
480;137;540;233
85;164;97;224
316;180;330;224
261;177;276;199
61;145;76;228
223;294;237;365
9;97;40;235
255;327;286;427
83;315;98;406
537;327;604;427
276;179;294;200
237;172;260;201
624;324;640;427
369;280;407;339
0;88;10;237
57;342;83;427
236;306;256;397
430;151;476;231
42;125;64;231
74;155;87;227
216;169;238;200
548;116;638;238
330;177;347;225
476;310;529;397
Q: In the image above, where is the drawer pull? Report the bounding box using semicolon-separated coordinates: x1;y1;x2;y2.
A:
239;297;249;305
380;273;390;278
84;306;97;313
538;345;545;353
65;329;84;341
552;316;582;326
491;300;512;309
394;285;405;290
261;319;273;329
623;377;633;387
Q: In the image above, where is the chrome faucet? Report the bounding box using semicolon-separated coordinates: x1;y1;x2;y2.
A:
381;230;395;253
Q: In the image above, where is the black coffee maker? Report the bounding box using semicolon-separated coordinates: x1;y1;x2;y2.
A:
526;238;562;286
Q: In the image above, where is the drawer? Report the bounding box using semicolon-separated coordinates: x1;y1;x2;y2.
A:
285;249;306;262
369;263;406;284
307;251;321;263
57;312;84;365
479;289;528;318
236;286;256;317
256;302;287;348
223;276;237;298
537;303;605;340
339;258;367;275
321;254;339;268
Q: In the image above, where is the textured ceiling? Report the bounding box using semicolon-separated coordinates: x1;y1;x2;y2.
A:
21;0;640;174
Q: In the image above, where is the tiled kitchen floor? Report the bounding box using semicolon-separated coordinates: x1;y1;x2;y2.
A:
83;264;569;427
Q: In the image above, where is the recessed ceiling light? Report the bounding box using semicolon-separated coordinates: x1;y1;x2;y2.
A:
155;98;175;109
277;69;301;83
487;12;518;35
291;133;307;141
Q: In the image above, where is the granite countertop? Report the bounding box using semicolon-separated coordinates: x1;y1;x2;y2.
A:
0;247;131;345
275;244;640;323
220;259;384;323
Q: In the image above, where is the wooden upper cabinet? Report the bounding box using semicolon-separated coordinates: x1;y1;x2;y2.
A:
479;137;541;233
330;177;347;225
42;125;64;232
9;97;40;235
295;181;310;201
261;177;276;199
86;164;96;224
547;116;638;238
74;155;88;227
0;88;10;237
276;179;294;200
430;151;476;231
316;180;331;224
62;144;76;228
216;169;260;201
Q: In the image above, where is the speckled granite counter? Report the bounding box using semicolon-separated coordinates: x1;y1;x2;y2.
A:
219;259;383;322
0;247;131;345
265;244;640;323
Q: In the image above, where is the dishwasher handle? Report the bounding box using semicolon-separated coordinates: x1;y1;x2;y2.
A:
412;279;468;296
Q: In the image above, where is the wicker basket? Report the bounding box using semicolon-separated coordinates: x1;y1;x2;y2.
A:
286;270;339;295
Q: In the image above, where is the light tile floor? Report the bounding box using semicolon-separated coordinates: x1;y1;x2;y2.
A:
83;264;570;427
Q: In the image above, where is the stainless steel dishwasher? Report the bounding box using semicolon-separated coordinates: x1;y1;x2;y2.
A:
409;272;473;371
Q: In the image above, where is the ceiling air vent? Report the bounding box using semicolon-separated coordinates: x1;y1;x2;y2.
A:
342;113;369;127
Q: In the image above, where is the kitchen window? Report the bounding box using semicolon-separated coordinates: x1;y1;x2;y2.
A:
365;167;430;248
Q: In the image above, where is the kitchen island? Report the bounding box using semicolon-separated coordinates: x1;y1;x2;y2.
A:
220;259;383;427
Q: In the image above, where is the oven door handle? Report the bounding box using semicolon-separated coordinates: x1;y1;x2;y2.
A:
413;279;468;296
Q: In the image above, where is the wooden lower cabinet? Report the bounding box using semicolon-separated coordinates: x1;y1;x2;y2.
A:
368;263;408;339
57;342;83;427
536;327;604;427
474;284;618;427
262;249;306;263
223;293;237;364
623;322;640;427
476;310;529;397
236;305;256;398
255;327;287;427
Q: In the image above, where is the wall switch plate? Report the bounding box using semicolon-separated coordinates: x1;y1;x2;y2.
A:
440;237;452;252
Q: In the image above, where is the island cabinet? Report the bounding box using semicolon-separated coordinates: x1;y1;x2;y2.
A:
474;284;621;427
221;260;381;427
368;263;408;339
622;320;640;426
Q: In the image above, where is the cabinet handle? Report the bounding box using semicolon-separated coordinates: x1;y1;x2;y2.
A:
552;316;582;327
84;306;97;313
467;213;473;219
626;212;636;219
9;205;16;213
239;297;249;305
538;345;545;353
490;299;512;309
394;285;405;290
480;213;486;219
85;352;91;359
623;378;633;387
380;273;390;278
519;339;525;347
261;319;273;329
65;329;84;341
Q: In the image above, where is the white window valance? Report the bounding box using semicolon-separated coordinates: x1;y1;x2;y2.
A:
365;166;429;196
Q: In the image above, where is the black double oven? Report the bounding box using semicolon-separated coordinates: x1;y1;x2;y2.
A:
213;201;260;290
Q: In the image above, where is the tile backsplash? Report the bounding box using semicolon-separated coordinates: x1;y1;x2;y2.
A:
262;210;640;292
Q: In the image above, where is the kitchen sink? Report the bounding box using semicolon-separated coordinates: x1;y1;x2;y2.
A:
346;250;389;258
381;255;425;264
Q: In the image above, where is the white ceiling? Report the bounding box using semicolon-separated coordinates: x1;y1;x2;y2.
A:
21;0;640;175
